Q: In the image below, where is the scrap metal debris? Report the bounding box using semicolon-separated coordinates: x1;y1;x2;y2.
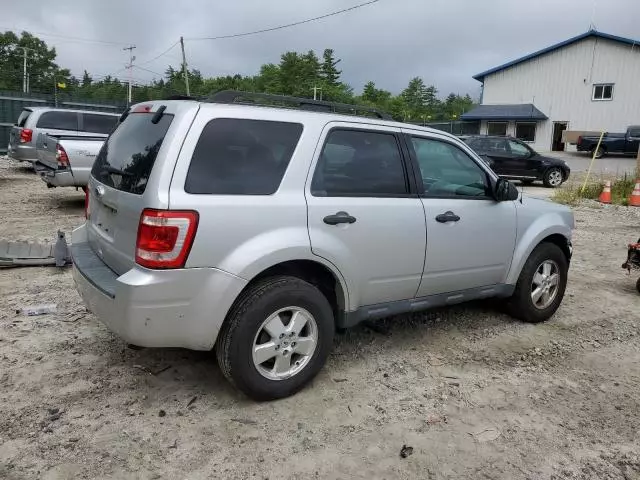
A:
0;231;70;268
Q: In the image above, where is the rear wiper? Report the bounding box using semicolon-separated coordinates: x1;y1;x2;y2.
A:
101;165;133;177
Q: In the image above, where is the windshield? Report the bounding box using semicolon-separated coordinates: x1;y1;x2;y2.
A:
91;112;173;194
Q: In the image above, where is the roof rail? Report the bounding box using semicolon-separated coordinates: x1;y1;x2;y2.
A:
207;90;393;120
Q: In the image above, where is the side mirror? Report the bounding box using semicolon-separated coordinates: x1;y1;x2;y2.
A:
494;178;519;201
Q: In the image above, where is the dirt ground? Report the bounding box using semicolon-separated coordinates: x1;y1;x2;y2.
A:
1;156;639;480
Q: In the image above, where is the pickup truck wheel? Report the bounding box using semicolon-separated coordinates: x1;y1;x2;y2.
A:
505;243;568;323
543;168;564;188
592;146;605;159
216;275;334;401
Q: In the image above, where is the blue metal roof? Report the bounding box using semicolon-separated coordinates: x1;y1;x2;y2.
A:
473;30;640;82
460;104;547;121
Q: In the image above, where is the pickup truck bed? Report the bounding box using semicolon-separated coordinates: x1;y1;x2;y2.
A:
36;134;106;188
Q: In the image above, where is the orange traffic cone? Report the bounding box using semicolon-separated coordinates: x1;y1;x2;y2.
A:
599;180;612;204
629;180;640;207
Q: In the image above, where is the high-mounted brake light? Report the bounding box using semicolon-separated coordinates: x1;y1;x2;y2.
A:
132;105;152;113
135;209;199;269
56;144;70;168
20;128;32;143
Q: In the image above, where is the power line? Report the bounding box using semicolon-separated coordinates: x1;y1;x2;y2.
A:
137;41;180;66
133;65;165;77
0;25;129;46
187;0;380;41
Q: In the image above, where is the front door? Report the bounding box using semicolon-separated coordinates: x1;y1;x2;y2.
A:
506;138;540;178
305;124;427;308
626;126;640;154
404;131;517;297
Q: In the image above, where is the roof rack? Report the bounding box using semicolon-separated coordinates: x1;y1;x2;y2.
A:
207;90;392;120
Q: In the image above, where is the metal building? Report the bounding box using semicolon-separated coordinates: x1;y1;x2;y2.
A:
461;30;640;152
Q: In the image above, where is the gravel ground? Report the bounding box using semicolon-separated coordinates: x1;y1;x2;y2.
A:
1;156;639;480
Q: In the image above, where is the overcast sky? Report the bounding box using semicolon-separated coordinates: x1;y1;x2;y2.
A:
3;0;640;98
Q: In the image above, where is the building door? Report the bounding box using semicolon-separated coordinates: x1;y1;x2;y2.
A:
552;122;568;151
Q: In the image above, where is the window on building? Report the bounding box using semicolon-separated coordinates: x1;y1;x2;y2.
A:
487;122;507;136
515;122;536;142
592;84;614;101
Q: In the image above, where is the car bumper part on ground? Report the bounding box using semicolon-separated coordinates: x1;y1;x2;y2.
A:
71;224;247;351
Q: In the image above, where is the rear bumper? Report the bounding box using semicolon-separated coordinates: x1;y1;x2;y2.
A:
71;224;247;350
35;163;77;187
7;144;36;163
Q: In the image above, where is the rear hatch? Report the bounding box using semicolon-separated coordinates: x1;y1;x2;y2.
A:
86;102;196;275
8;109;33;151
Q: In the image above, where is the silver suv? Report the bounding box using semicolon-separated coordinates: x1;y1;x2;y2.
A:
71;92;574;400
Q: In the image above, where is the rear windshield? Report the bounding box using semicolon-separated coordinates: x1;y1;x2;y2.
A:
82;113;118;135
16;109;32;127
185;118;303;195
36;111;78;130
91;112;173;194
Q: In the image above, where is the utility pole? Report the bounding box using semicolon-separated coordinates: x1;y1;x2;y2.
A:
21;47;28;93
180;36;190;96
123;45;136;105
313;85;322;101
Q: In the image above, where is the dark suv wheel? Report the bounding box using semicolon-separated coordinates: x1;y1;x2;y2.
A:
505;243;568;323
216;276;334;400
543;167;564;188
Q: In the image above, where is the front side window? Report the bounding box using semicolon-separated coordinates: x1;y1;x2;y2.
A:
411;136;489;198
592;84;613;101
487;122;507;136
311;129;408;197
185;119;303;195
508;140;531;158
36;111;78;130
515;122;536;142
628;127;640;138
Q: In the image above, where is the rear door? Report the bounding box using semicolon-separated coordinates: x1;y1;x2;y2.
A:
305;123;426;307
87;103;196;274
481;138;512;175
8;109;33;151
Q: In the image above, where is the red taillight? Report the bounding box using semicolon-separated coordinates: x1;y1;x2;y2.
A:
19;128;32;143
84;187;89;219
135;209;199;269
56;144;70;168
577;136;582;145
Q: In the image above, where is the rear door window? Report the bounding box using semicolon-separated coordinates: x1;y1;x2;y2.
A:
16;109;32;127
91;112;173;194
36;111;78;130
185;118;303;195
82;113;118;135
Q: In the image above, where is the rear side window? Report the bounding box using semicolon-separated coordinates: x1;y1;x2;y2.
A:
16;109;32;127
36;111;78;130
82;113;118;135
311;129;408;197
91;113;173;194
185;119;303;195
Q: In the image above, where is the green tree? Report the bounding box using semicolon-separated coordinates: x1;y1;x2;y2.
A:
321;48;341;86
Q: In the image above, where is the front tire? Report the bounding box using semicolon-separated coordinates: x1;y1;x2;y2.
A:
216;276;334;401
543;167;564;188
505;243;568;323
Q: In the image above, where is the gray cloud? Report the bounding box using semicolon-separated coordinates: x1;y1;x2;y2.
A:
4;0;640;98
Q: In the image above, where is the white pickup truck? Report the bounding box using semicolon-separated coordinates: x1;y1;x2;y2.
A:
35;133;107;189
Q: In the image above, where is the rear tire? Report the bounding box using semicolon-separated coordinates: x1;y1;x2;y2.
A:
216;275;334;401
592;146;605;159
504;243;568;323
543;167;564;188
